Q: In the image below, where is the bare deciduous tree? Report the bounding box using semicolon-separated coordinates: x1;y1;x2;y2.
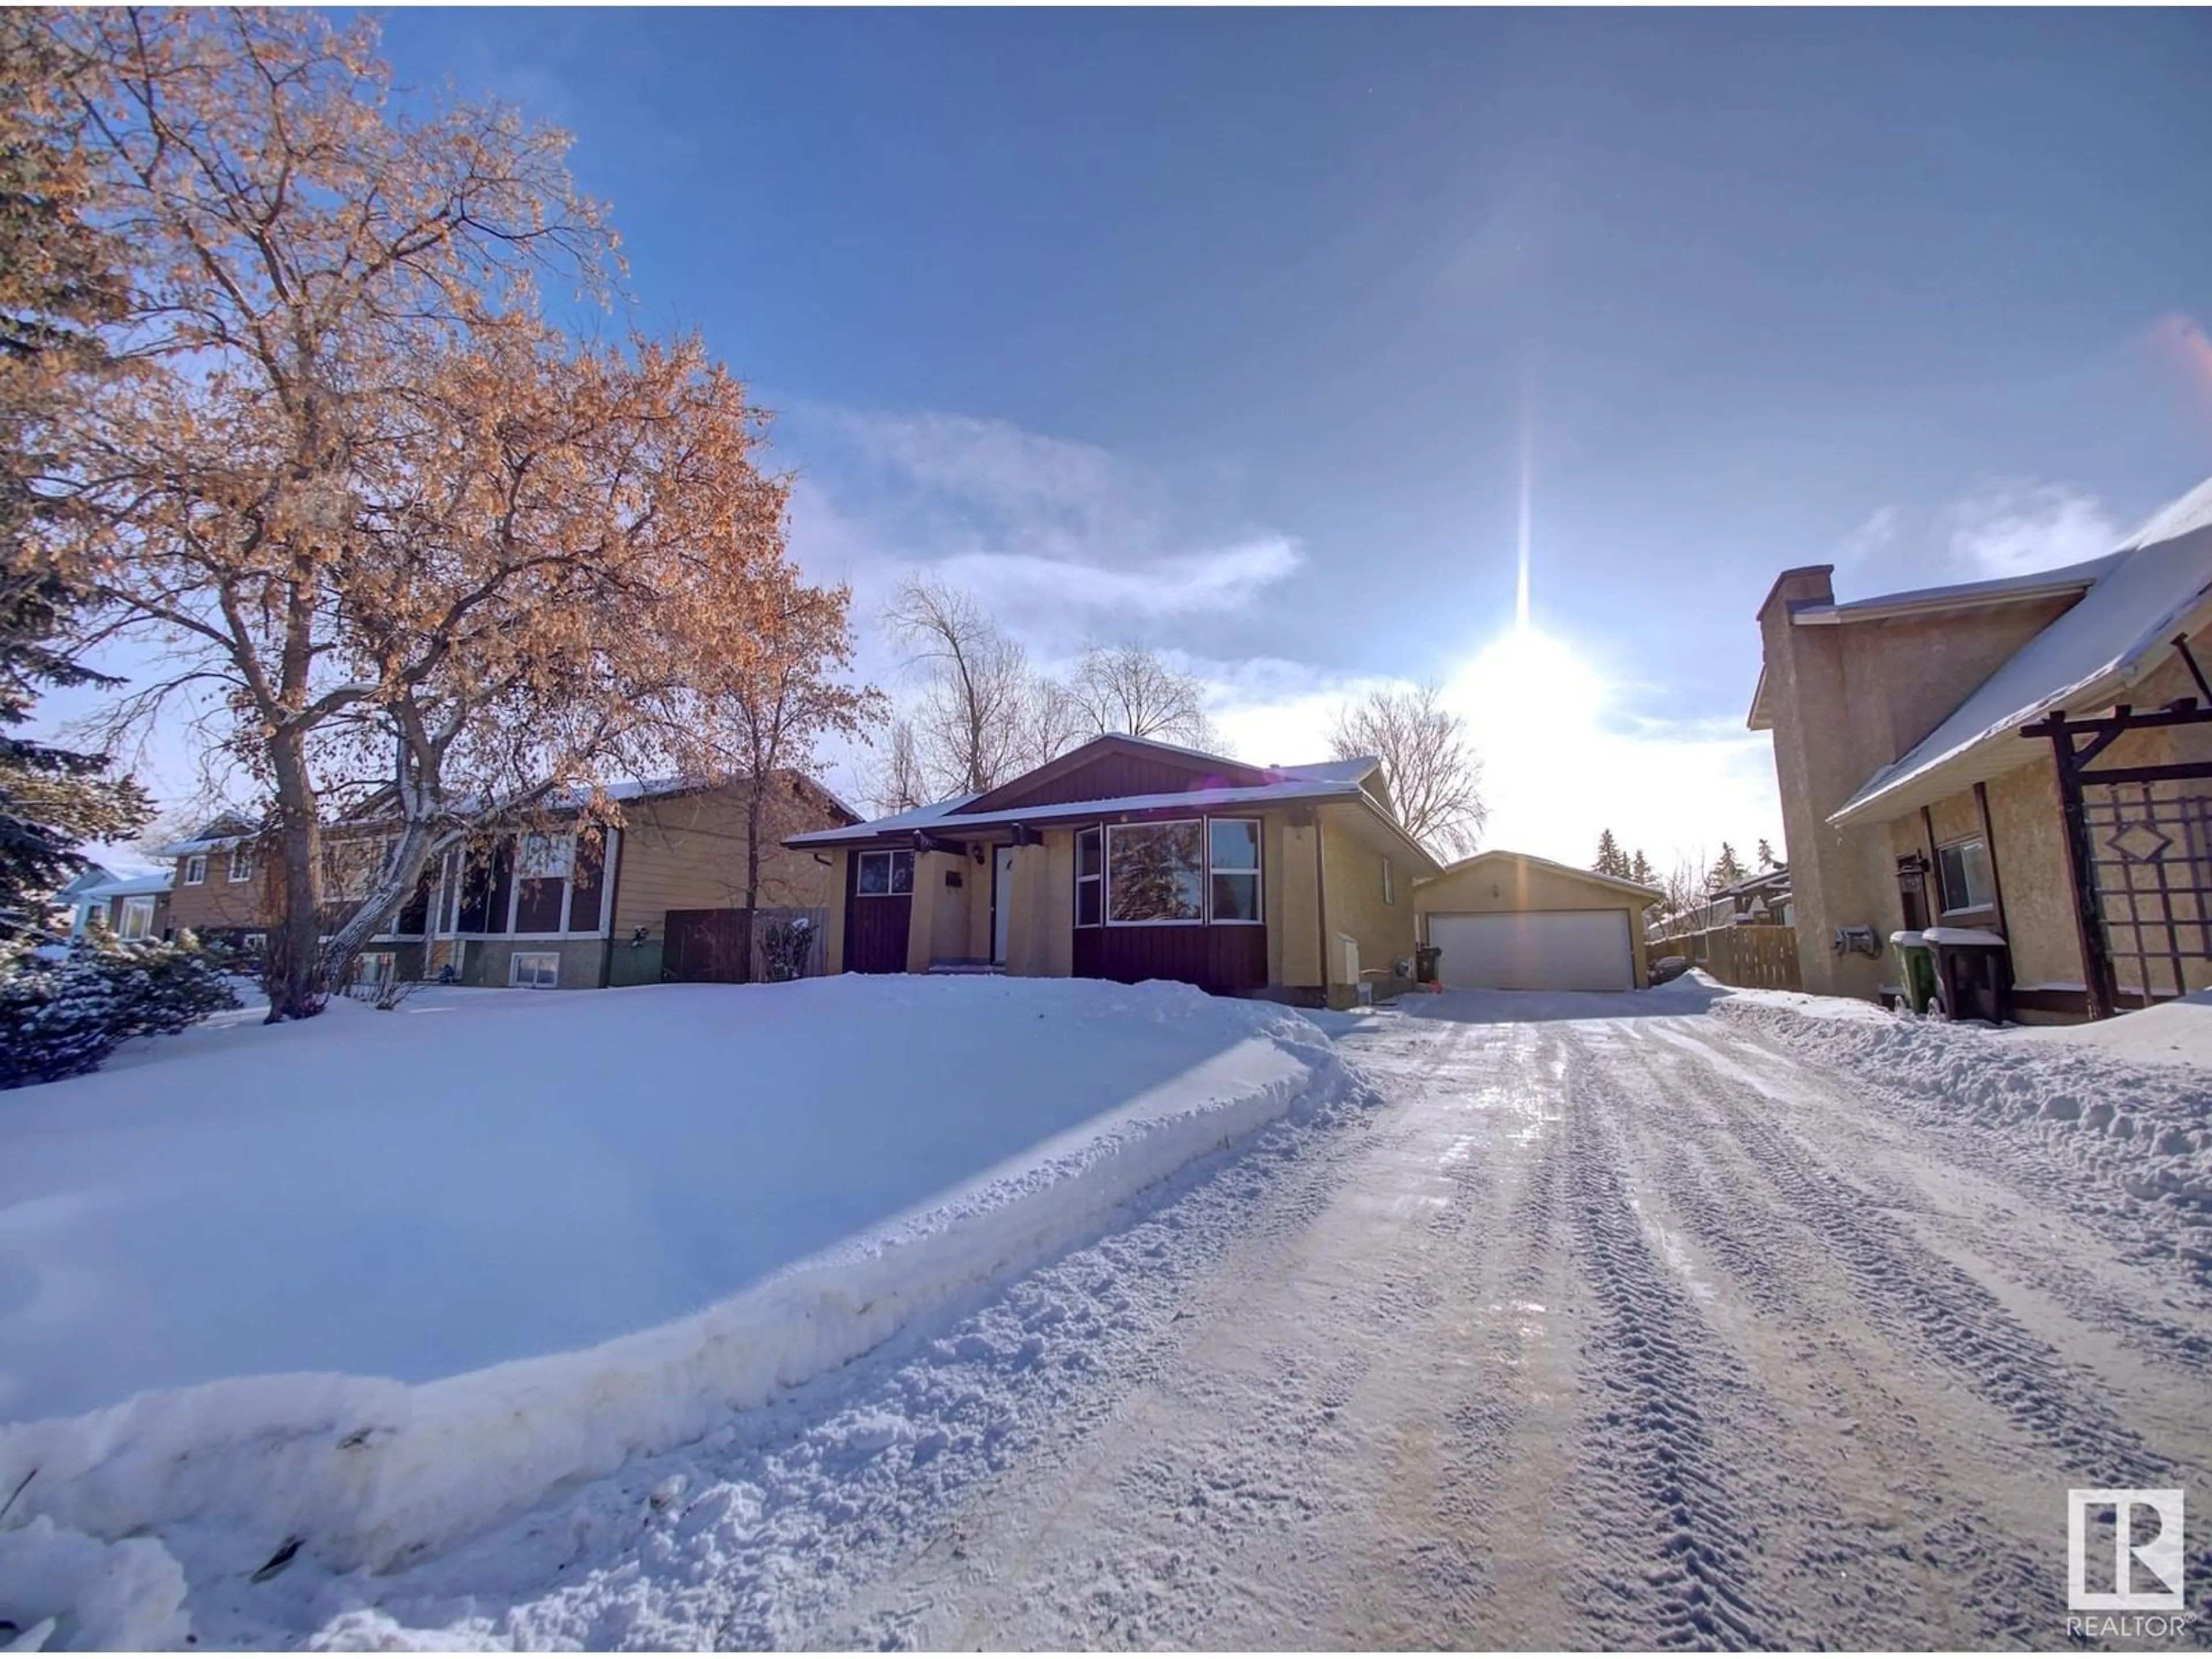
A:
668;575;882;980
1326;682;1487;859
1067;641;1219;751
867;718;932;817
882;575;1066;797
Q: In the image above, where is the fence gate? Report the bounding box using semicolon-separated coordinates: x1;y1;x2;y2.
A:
2028;685;2212;1018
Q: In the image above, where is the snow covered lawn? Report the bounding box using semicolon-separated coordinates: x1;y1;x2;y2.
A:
0;976;1357;1633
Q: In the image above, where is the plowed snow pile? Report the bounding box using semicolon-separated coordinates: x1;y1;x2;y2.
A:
0;976;1360;1647
1717;989;2212;1271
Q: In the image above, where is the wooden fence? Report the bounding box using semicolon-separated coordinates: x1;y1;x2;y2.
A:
662;905;830;983
1649;922;1802;993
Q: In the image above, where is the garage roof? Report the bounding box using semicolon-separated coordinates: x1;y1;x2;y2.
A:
1416;849;1661;903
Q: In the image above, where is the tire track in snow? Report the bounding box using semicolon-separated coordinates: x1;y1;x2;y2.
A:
1551;1026;1795;1650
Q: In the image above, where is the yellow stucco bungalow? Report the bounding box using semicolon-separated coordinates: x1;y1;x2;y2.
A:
785;734;1441;1007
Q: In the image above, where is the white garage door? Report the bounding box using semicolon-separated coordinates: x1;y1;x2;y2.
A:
1426;909;1633;992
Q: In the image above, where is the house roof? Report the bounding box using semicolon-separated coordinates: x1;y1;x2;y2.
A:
78;870;173;900
146;771;860;858
1414;847;1662;903
1830;471;2212;827
786;736;1438;871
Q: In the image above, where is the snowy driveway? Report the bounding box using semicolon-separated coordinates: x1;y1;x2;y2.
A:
223;991;2212;1649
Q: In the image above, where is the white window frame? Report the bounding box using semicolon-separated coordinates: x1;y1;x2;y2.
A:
510;950;562;989
183;854;207;886
1206;817;1264;926
1074;825;1104;928
351;951;396;990
1936;836;1994;915
856;848;914;897
228;845;255;882
243;931;267;953
118;895;156;940
1106;819;1206;927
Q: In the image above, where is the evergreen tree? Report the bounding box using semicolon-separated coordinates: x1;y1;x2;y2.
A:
1593;828;1625;878
1756;837;1778;870
1;921;238;1088
1708;840;1748;892
1630;849;1655;887
0;23;147;935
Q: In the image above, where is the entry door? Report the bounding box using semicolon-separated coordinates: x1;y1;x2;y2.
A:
993;846;1015;964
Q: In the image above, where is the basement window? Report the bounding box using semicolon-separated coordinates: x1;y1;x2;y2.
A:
1936;837;1994;915
510;950;560;989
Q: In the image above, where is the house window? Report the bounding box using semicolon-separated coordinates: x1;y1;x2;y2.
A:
857;849;915;896
183;854;207;885
118;895;156;940
510;950;561;989
516;831;574;879
1207;818;1262;923
1936;838;1994;914
352;952;396;990
1075;827;1103;926
1108;820;1204;923
228;846;255;882
1382;855;1395;906
326;837;389;902
243;932;267;953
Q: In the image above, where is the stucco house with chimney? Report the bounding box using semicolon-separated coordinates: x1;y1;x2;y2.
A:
1750;472;2212;1022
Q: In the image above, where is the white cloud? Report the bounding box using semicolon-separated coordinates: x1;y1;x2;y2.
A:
786;404;1302;656
1835;504;1902;563
1942;480;2119;579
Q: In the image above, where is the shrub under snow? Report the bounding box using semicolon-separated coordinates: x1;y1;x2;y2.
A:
0;925;240;1090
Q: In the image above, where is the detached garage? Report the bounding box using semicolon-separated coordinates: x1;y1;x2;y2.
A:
1415;851;1661;992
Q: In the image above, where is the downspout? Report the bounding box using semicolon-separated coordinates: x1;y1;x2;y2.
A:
1972;781;2009;941
599;827;625;988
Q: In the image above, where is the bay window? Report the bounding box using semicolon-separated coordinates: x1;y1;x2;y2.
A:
1107;820;1205;923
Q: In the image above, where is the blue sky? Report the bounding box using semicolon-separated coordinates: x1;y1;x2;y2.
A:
54;8;2212;871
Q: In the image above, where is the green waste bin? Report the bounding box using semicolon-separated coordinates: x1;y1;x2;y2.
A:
1890;930;1937;1014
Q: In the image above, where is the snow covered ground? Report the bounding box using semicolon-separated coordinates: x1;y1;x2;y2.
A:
0;976;1358;1646
89;977;2202;1652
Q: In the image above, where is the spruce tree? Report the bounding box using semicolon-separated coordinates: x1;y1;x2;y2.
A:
1630;849;1655;887
1756;837;1778;870
0;22;147;935
1593;828;1625;878
1709;840;1748;892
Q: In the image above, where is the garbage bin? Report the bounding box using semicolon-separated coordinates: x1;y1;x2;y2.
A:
1923;927;2011;1023
1414;944;1443;984
1889;930;1937;1014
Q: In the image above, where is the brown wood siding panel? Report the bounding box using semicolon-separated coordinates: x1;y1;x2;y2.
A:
1071;924;1266;993
957;751;1248;815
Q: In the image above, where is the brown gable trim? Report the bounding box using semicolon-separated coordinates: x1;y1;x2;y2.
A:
950;734;1278;817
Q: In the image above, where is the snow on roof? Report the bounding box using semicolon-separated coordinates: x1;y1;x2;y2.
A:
1832;472;2212;826
786;771;1382;847
1791;555;2119;624
78;870;173;899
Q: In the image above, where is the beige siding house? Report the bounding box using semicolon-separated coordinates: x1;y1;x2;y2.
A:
1751;471;2212;1021
788;734;1438;1008
146;775;854;990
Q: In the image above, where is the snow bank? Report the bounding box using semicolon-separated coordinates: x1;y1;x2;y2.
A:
1717;995;2212;1271
2002;988;2212;1070
0;978;1358;1601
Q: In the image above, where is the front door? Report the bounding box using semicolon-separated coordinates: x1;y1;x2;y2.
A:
993;846;1015;964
